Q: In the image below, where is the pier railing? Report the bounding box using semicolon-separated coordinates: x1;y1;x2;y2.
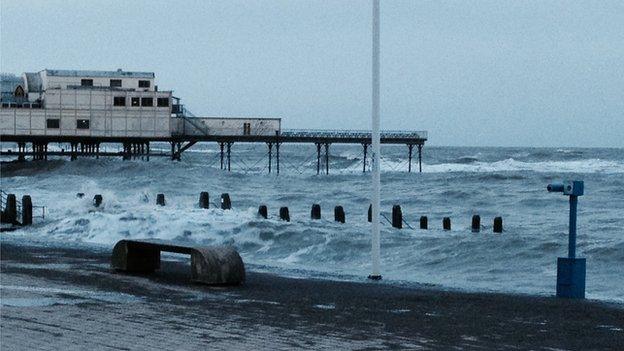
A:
280;129;427;140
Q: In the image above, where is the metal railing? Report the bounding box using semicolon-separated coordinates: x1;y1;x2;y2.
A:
0;190;46;224
280;129;427;140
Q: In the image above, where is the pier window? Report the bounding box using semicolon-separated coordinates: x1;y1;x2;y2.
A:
46;119;60;129
81;79;93;87
138;80;150;88
77;119;90;129
113;96;126;106
110;79;122;88
131;97;140;106
141;97;153;107
157;97;169;107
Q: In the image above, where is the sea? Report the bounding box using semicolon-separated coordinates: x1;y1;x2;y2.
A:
1;144;623;303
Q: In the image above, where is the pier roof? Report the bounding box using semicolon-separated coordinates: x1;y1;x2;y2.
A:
44;69;155;79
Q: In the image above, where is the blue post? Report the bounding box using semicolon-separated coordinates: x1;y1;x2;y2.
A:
568;195;577;259
547;180;586;299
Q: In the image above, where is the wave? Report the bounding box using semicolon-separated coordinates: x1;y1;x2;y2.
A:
4;184;623;303
451;156;480;164
422;158;624;174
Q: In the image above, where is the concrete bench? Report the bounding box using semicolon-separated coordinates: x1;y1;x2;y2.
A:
111;240;245;285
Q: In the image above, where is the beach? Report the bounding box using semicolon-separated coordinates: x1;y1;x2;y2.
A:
1;238;622;350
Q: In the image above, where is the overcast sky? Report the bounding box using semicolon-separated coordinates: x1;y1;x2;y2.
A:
1;1;623;147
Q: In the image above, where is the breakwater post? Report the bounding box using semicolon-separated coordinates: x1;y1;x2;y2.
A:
443;217;451;230
392;205;402;229
420;216;428;229
279;207;290;222
221;193;231;210
311;204;321;220
199;192;209;209
493;217;503;233
258;205;268;219
471;215;481;233
21;195;32;225
547;181;586;299
334;206;345;223
3;194;17;224
93;194;103;207
156;194;166;206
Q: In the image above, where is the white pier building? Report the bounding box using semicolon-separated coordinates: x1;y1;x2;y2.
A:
0;69;281;138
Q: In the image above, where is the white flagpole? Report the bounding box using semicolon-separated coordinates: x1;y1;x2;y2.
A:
368;0;382;280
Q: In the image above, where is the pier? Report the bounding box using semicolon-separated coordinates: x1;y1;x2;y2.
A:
1;69;426;174
0;128;427;174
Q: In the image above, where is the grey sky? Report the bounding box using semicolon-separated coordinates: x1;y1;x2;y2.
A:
2;0;623;147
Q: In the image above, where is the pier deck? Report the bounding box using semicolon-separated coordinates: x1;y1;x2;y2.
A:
0;129;427;174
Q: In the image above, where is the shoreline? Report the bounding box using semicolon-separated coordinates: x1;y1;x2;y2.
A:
5;234;624;306
1;238;623;349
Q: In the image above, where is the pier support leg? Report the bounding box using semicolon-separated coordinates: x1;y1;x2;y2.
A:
324;143;330;175
418;144;423;173
267;142;273;174
226;142;232;171
408;144;414;173
17;142;25;162
33;142;49;161
316;142;321;175
123;142;130;160
146;142;150;161
219;142;225;170
70;142;78;161
362;143;368;173
276;143;280;175
170;142;182;161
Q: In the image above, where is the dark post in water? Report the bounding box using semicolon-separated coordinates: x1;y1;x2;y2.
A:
199;192;209;209
258;205;268;219
156;194;166;206
392;205;402;229
93;194;103;207
221;193;231;210
21;195;33;225
279;207;290;222
311;204;321;220
420;216;428;229
493;217;503;233
443;217;451;230
471;215;481;233
334;206;345;223
3;194;17;224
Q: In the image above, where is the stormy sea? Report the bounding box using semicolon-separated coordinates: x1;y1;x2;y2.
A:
2;144;623;303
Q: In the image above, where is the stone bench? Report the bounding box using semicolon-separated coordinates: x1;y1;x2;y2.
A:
111;240;245;285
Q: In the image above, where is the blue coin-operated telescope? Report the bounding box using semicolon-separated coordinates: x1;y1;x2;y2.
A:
547;180;585;298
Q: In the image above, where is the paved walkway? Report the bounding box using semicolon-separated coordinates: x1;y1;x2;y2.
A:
1;240;623;350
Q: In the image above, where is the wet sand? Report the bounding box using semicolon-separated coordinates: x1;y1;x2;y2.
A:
1;239;623;350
